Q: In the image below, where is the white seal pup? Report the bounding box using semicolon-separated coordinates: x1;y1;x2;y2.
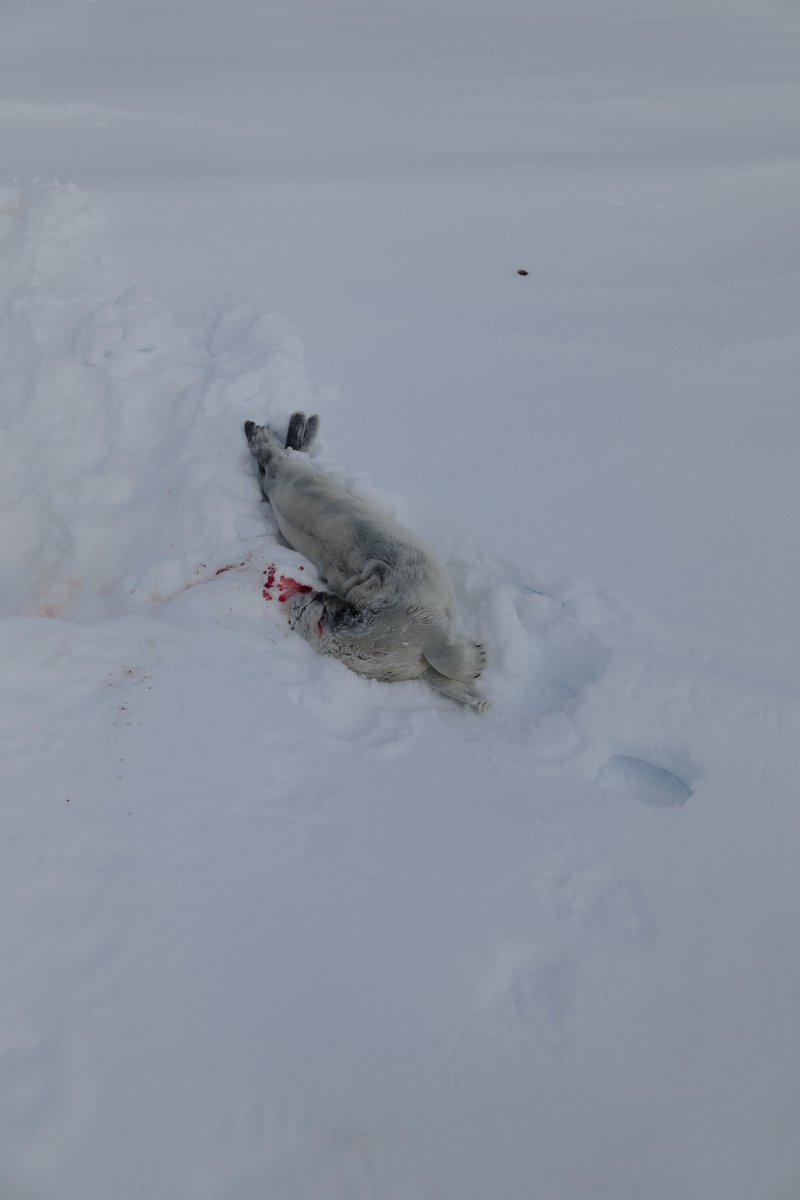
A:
244;414;488;710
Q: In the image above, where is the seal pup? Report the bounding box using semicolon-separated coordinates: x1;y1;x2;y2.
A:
244;414;487;710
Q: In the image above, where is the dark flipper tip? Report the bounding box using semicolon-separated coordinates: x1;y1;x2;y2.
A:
304;414;320;448
285;412;307;450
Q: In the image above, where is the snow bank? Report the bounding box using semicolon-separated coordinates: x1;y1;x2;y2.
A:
0;181;320;624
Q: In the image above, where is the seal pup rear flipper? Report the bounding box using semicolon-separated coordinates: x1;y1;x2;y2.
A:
421;668;489;712
285;411;320;453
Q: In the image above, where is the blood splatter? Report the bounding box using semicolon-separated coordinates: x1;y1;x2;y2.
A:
277;575;312;603
215;560;247;576
262;563;277;598
261;562;312;603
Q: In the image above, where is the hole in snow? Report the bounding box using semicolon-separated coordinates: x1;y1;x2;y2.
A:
597;755;692;808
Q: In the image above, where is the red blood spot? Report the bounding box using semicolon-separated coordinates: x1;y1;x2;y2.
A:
277;574;312;603
299;565;304;571
261;562;311;604
262;563;280;601
215;557;249;577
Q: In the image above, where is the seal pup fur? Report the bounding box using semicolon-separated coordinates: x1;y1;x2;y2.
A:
244;415;487;710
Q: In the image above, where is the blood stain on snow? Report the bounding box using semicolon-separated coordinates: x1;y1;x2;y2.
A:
262;563;277;599
261;562;312;603
215;560;247;576
166;557;253;603
36;577;82;618
277;575;313;603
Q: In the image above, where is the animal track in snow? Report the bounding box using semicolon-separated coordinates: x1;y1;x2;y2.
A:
483;944;579;1059
583;876;657;945
507;957;578;1057
539;859;657;946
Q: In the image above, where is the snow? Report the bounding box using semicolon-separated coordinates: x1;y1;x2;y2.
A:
2;2;799;1197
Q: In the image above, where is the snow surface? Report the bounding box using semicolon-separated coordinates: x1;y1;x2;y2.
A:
2;2;800;1198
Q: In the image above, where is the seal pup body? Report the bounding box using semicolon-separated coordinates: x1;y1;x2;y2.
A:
244;416;487;710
